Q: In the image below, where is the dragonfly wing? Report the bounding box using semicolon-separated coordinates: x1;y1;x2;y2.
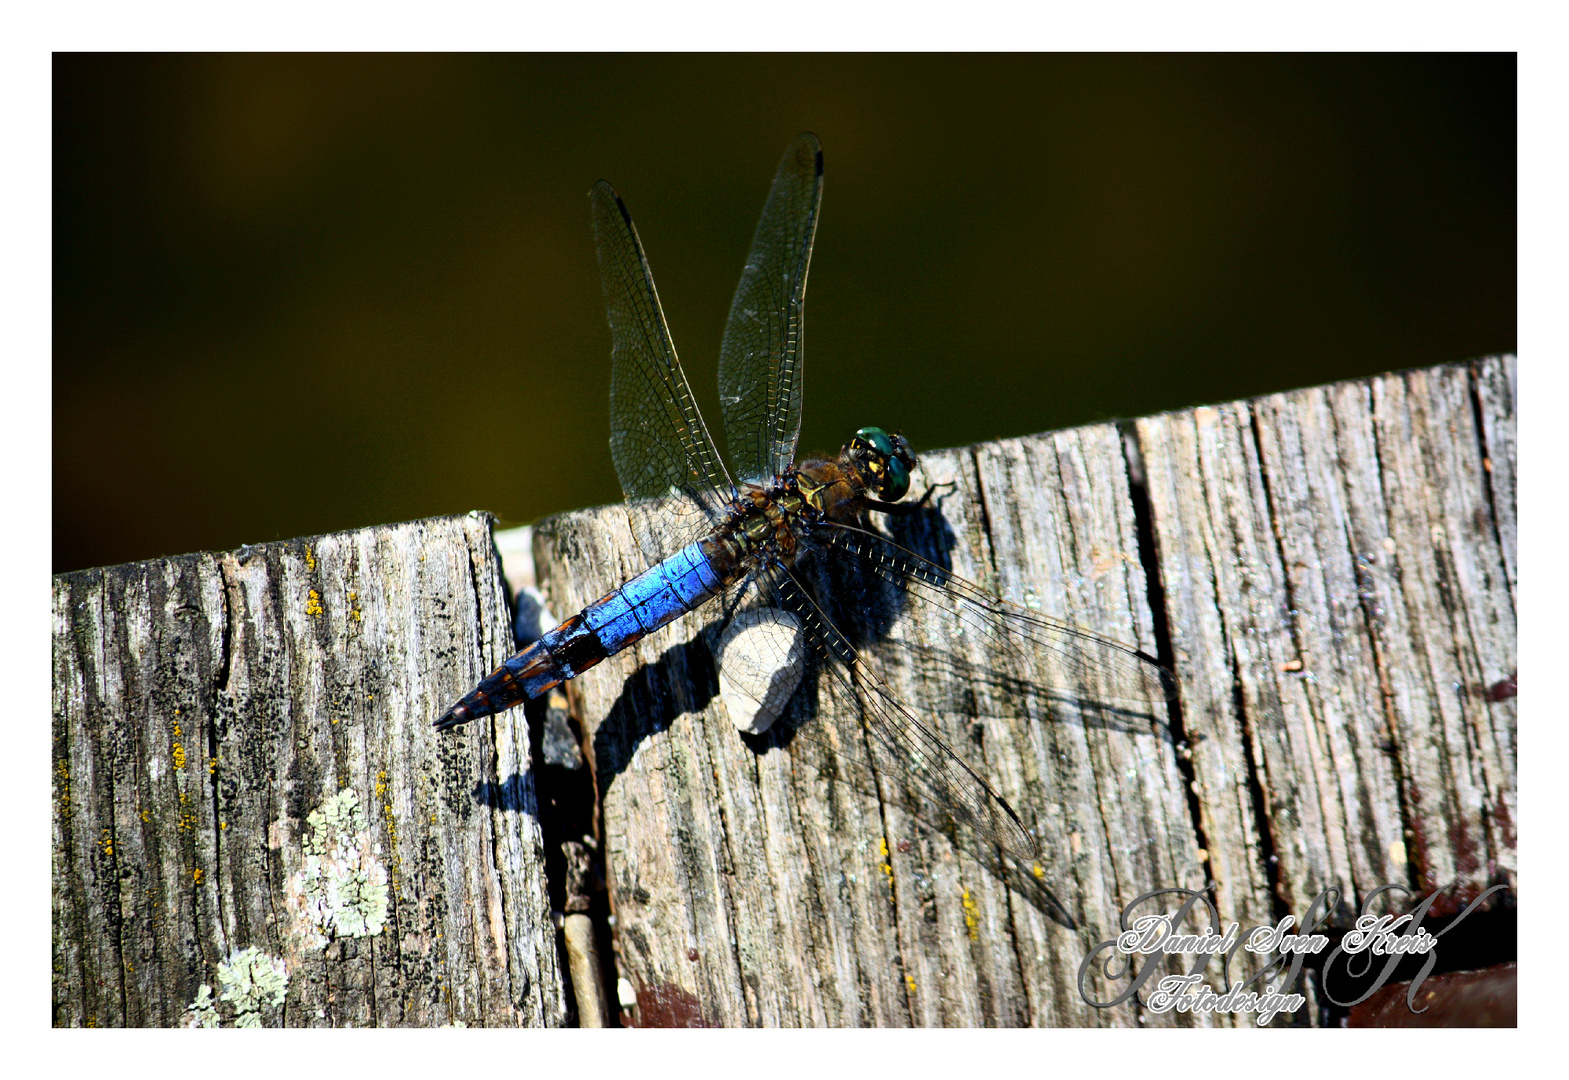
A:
820;521;1178;710
592;181;736;562
717;133;824;486
752;558;1040;864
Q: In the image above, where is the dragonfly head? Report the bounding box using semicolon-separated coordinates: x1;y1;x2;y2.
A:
848;426;916;502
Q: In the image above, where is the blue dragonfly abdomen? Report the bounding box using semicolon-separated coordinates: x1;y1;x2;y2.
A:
435;537;729;730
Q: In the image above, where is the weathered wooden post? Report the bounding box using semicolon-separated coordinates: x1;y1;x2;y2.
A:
52;356;1515;1027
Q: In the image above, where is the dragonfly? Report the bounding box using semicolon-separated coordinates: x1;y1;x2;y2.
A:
436;133;1175;863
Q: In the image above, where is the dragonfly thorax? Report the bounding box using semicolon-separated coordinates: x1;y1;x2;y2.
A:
700;479;816;582
702;450;891;584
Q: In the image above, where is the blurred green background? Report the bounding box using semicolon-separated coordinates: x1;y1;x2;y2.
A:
53;54;1515;574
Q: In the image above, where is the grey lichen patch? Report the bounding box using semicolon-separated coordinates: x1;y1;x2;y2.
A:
183;949;289;1027
184;983;221;1028
284;788;390;950
219;947;290;1027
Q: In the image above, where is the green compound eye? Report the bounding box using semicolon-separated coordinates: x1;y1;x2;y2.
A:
882;456;910;501
856;426;895;457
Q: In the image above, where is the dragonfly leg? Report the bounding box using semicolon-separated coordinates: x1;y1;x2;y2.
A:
864;479;954;516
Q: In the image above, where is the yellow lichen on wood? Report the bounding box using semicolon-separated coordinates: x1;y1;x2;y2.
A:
377;771;402;897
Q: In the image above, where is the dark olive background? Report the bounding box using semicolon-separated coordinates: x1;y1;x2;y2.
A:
53;54;1515;573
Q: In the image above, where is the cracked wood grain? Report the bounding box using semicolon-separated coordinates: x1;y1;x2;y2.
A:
1136;356;1516;928
51;514;565;1027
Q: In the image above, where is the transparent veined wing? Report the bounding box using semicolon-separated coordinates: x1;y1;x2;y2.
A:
591;181;735;563
717;133;824;487
820;522;1178;712
701;553;1040;863
701;520;1177;866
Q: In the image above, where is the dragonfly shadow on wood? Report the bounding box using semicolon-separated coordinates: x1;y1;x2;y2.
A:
571;478;1171;929
822;497;1172;738
470;767;541;817
590;636;719;788
583;614;1081;931
577;499;1106;930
